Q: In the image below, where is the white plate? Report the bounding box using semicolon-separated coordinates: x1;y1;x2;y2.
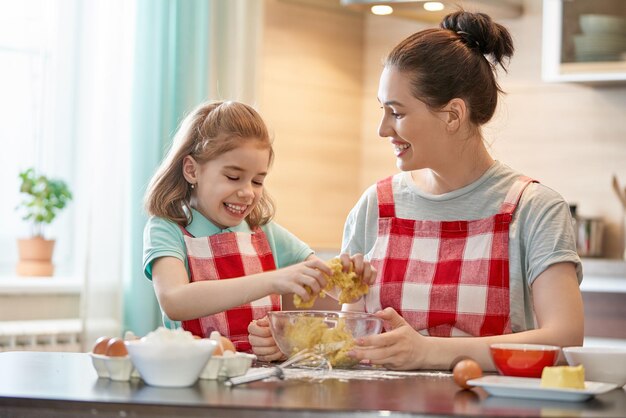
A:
467;375;618;402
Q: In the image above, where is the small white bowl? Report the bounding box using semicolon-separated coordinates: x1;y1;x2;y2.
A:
199;352;256;380
125;338;216;387
89;353;109;378
103;356;134;381
563;346;626;387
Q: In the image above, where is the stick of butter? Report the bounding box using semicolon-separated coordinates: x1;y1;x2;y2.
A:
540;365;585;389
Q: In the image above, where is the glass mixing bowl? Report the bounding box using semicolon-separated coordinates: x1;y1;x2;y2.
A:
267;310;383;368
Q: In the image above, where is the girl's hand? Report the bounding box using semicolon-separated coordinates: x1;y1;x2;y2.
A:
349;307;428;370
339;252;377;286
248;316;286;362
270;258;331;303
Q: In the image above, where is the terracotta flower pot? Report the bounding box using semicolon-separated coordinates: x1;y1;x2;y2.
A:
16;237;56;277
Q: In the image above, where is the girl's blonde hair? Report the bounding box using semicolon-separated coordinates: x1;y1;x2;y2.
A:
144;101;275;228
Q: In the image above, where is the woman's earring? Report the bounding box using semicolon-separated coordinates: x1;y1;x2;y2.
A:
190;183;195;189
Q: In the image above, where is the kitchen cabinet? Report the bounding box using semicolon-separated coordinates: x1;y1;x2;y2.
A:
542;0;626;83
580;258;626;341
0;278;83;352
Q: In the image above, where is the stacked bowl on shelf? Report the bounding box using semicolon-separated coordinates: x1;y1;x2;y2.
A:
574;14;626;62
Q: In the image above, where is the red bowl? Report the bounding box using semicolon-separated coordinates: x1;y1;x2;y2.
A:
490;343;560;378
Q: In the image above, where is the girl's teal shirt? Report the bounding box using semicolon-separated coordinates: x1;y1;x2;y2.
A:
143;208;315;329
143;208;314;281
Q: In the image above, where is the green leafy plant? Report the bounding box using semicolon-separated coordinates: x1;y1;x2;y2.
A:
17;168;73;237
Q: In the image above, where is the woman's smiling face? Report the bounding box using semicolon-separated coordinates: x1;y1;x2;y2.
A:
191;140;270;229
377;66;450;172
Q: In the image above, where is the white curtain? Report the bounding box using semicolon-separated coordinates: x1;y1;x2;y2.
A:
75;0;264;348
121;0;266;338
0;0;265;349
208;0;263;105
73;0;136;346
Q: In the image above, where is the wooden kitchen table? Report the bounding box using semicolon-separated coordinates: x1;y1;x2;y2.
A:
0;352;625;418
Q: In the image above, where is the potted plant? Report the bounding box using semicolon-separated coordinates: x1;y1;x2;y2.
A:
16;168;73;277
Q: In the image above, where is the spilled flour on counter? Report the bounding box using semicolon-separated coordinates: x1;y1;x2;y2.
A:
254;366;451;382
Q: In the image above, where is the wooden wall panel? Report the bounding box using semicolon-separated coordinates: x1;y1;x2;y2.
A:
259;0;364;249
260;0;626;257
358;15;424;191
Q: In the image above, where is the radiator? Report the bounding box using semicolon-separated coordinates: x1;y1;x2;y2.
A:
0;319;82;352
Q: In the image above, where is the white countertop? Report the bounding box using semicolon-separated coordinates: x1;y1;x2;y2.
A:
0;277;81;294
580;258;626;293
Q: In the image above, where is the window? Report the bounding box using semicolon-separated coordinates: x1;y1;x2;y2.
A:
0;0;78;275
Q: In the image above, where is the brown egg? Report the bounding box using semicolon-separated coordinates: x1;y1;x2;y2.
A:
105;337;128;357
214;336;236;355
453;359;483;390
92;336;111;355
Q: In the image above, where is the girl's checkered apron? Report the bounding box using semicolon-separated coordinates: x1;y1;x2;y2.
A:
366;176;535;337
180;227;280;351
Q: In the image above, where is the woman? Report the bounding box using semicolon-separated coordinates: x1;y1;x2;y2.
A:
250;10;584;370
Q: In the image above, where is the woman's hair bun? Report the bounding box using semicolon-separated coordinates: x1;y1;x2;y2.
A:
440;10;514;69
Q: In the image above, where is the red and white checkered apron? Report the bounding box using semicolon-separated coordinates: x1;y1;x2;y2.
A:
179;226;280;352
366;175;535;337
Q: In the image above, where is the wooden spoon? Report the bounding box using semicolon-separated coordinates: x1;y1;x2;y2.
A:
612;175;626;209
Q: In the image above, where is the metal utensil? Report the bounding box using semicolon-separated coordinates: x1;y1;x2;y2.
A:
225;348;331;386
224;364;284;386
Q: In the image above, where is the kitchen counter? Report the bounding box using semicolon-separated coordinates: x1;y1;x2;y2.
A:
0;352;625;417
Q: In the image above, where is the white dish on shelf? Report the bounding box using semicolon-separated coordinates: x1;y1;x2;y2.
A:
580;14;626;36
573;33;626;62
573;34;626;54
574;53;622;63
467;375;617;402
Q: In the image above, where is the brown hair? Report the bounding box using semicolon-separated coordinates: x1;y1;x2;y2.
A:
384;10;514;125
144;101;275;227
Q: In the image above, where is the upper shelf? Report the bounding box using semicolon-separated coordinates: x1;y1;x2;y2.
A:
542;0;626;84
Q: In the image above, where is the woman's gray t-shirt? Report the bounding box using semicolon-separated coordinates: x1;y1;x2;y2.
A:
342;161;582;333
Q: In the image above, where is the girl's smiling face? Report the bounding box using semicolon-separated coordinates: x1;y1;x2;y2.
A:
185;140;270;229
377;66;450;172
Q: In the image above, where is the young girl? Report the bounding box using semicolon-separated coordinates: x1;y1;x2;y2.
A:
250;11;584;368
143;100;375;352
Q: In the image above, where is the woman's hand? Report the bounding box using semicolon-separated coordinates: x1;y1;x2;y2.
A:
248;316;286;362
269;258;331;303
333;252;377;305
350;307;428;370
